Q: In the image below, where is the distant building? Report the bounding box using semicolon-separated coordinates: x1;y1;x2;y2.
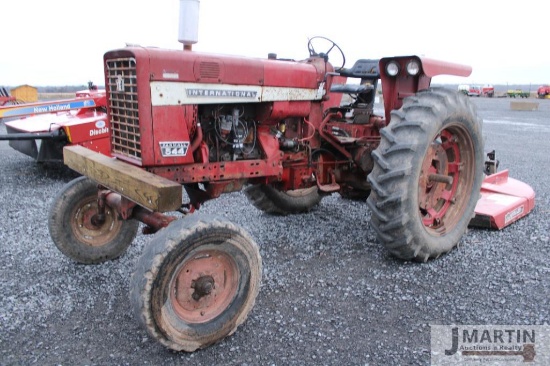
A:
10;84;38;102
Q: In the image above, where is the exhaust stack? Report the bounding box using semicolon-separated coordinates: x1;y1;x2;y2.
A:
178;0;200;51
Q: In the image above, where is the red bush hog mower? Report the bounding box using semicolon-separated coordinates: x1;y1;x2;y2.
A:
46;2;535;352
0;83;110;162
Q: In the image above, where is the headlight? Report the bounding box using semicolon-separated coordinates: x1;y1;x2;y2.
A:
385;61;400;77
406;60;421;76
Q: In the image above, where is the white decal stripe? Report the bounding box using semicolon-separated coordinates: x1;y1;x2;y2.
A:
150;81;320;106
261;87;319;101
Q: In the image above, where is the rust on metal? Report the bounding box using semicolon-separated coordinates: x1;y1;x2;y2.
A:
428;174;453;185
171;249;239;323
70;192;123;248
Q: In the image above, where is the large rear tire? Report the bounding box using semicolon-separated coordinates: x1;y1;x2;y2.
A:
130;214;262;352
48;176;139;264
367;88;484;261
244;184;322;215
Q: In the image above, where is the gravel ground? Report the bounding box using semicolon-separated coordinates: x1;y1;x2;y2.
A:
0;97;549;366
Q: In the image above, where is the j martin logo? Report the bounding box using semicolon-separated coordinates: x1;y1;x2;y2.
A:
430;325;550;365
445;327;535;361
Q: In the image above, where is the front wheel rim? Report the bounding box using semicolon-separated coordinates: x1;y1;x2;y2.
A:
71;197;121;247
170;249;240;323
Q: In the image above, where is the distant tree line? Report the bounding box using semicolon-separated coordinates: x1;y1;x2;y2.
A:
37;84;105;93
0;84;105;93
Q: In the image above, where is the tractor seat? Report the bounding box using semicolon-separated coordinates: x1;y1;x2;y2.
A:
331;59;379;94
338;59;380;79
330;84;373;94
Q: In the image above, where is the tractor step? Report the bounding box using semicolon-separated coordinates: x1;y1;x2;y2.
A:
317;182;340;193
334;136;359;144
470;169;535;229
316;171;341;193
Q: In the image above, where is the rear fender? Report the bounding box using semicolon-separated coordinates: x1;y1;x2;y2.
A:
379;56;472;123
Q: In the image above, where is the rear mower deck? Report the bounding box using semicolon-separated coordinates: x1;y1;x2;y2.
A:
471;169;535;229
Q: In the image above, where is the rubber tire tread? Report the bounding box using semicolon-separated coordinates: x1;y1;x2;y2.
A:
129;214;262;352
48;176;139;264
367;88;484;261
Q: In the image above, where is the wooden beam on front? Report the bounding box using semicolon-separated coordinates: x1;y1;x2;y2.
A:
63;145;182;212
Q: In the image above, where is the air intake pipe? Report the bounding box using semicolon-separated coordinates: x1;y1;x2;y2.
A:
178;0;200;51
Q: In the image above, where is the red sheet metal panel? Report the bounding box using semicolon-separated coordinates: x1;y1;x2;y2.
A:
472;170;535;229
108;47;322;88
418;57;472;78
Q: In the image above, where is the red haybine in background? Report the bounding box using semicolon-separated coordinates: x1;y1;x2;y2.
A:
0;85;109;161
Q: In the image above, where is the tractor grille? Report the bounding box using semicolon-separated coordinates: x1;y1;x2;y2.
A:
106;57;141;161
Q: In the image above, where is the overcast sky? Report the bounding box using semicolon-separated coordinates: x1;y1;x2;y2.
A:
1;0;548;87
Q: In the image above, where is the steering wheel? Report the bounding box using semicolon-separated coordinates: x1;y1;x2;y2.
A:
307;36;346;70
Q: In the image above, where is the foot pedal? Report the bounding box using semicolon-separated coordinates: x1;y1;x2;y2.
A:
316;172;340;193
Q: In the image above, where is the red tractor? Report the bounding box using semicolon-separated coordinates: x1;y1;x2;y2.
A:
538;84;550;99
47;37;534;352
481;84;494;97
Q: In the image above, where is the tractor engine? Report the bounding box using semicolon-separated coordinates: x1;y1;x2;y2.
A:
200;105;260;162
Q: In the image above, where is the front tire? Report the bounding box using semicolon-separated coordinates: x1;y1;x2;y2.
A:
367;88;484;261
48;176;139;264
130;214;262;352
